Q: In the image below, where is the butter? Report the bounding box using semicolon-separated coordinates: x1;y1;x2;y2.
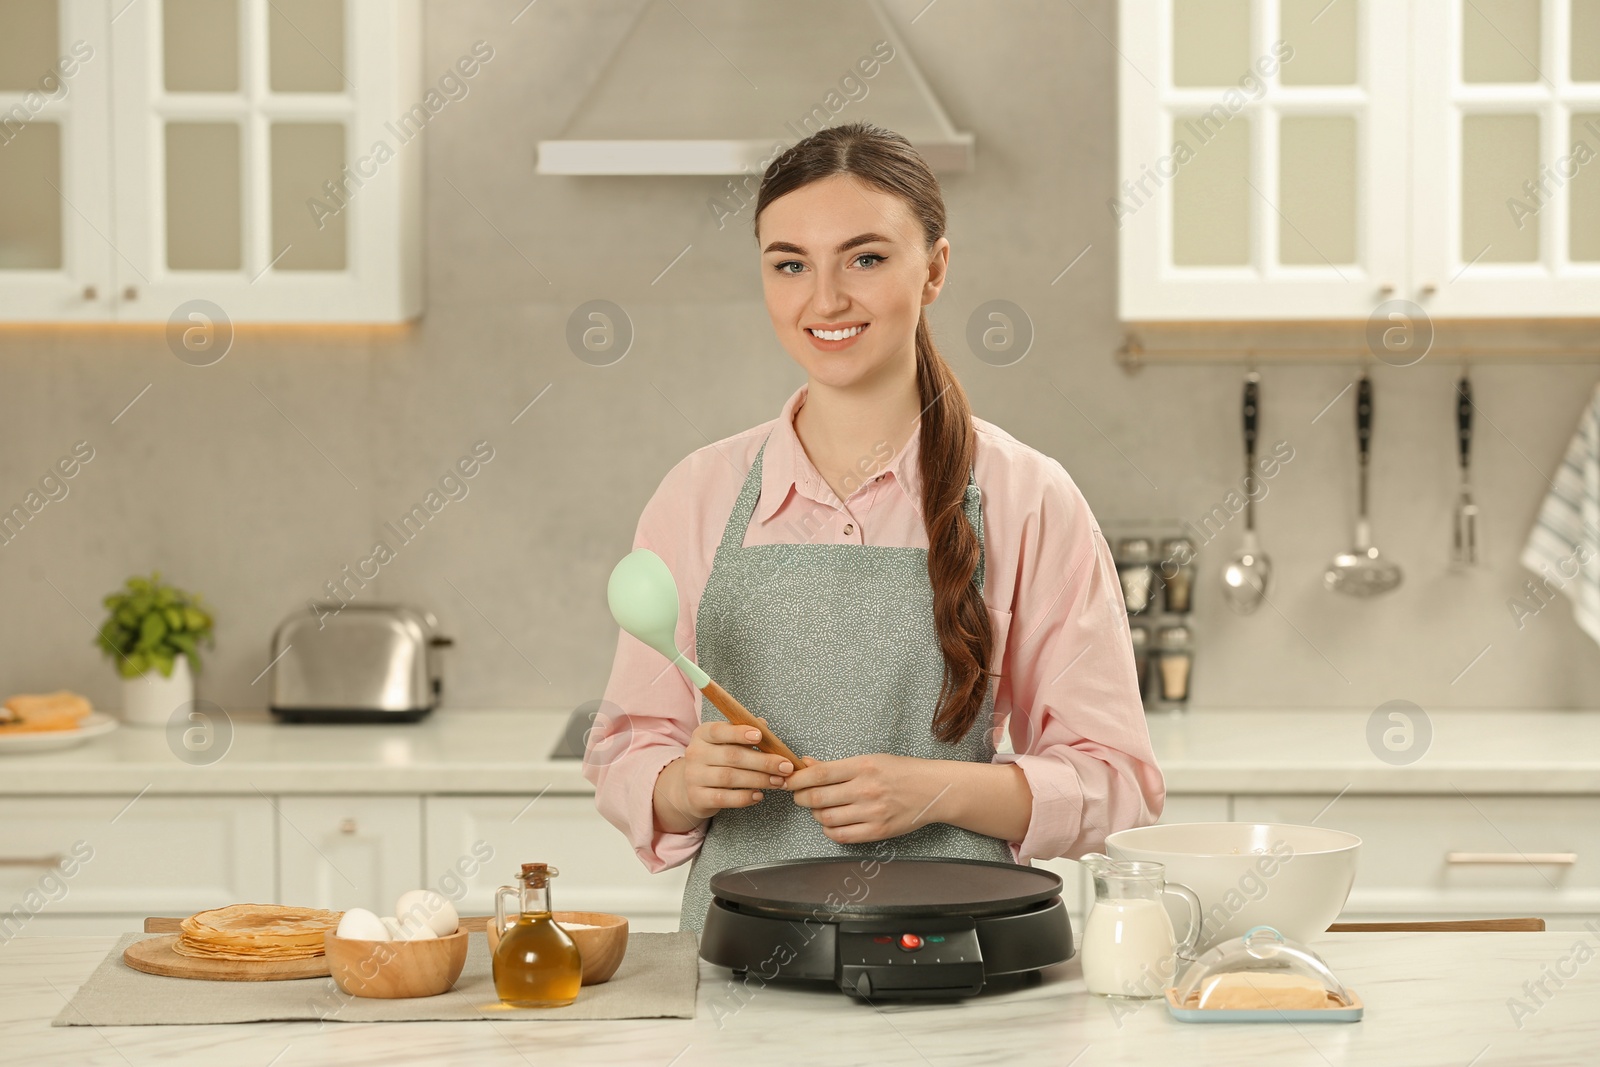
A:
1195;971;1335;1010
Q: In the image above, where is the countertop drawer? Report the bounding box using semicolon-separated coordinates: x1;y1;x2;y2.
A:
424;795;688;931
1234;794;1600;912
277;796;423;914
1156;794;1231;824
1032;795;1230;929
0;795;275;921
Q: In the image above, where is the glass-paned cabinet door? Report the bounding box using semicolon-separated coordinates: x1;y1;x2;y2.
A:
109;0;422;323
1411;0;1600;316
1118;0;1409;320
0;0;113;321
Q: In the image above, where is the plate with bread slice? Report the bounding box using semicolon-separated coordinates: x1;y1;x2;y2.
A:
0;691;117;754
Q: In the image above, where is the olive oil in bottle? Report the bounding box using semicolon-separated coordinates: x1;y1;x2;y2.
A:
493;863;582;1007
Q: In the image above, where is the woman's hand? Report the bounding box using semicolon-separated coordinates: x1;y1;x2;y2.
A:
653;719;796;830
784;754;946;844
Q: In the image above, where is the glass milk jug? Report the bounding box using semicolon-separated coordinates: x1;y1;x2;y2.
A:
493;862;582;1007
1077;854;1202;999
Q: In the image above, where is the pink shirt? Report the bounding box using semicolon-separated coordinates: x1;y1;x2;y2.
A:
585;383;1165;872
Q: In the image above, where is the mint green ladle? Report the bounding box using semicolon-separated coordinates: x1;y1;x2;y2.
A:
606;548;802;765
606;548;711;688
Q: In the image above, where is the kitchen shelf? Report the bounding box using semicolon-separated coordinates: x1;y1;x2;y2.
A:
1117;319;1600;373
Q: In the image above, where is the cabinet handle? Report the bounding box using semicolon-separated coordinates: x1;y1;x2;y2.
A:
1419;282;1438;297
0;855;65;867
1377;282;1395;297
1446;851;1576;866
123;286;139;301
339;818;359;835
82;285;97;301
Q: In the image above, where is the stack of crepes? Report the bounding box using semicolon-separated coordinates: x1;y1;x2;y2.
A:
0;691;93;734
172;904;345;961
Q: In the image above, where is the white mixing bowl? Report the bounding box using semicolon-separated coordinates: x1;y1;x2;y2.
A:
1104;822;1361;949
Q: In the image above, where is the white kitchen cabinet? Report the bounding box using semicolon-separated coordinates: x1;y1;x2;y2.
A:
1028;856;1088;930
1235;793;1600;931
1033;793;1229;931
0;0;113;321
0;795;274;937
0;0;422;324
1410;0;1600;317
1156;793;1230;823
275;795;423;914
424;795;690;933
1118;0;1409;320
1118;0;1600;321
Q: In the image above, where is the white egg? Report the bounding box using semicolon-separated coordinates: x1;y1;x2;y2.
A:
394;889;458;936
336;907;390;942
377;913;438;941
390;915;438;941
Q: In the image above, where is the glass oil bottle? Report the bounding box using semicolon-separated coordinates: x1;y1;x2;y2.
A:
493;862;582;1007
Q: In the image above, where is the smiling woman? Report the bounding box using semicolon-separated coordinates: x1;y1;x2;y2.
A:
584;121;1165;933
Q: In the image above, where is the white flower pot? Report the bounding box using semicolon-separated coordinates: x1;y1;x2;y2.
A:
121;656;194;727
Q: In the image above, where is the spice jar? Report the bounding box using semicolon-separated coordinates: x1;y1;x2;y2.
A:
1156;624;1192;704
1116;537;1156;615
1129;623;1152;703
1160;537;1195;614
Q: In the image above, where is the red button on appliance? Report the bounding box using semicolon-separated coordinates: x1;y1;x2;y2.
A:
899;933;923;951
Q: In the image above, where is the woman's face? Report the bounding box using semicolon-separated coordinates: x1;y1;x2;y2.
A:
757;173;949;391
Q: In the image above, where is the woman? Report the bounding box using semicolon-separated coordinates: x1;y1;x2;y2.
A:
585;121;1164;933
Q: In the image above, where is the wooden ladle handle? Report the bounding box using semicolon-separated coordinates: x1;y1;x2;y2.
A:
699;680;804;768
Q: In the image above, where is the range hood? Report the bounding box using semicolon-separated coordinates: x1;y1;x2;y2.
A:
536;0;973;176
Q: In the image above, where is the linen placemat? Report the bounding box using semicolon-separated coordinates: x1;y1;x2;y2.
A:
54;931;698;1026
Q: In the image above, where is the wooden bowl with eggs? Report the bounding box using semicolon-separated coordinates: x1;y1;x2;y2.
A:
487;911;628;985
324;928;469;998
325;891;467;998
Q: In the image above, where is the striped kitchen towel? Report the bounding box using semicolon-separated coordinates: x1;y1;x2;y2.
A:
1520;379;1600;647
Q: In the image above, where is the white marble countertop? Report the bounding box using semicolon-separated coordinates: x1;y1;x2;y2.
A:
5;930;1596;1066
1;707;1597;796
0;709;581;795
1145;708;1600;793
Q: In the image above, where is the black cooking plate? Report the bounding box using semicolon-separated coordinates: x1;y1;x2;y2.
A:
710;856;1061;919
701;856;1074;999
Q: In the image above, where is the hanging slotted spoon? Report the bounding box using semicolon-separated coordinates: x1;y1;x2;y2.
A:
1223;372;1271;613
1325;373;1403;597
607;548;802;765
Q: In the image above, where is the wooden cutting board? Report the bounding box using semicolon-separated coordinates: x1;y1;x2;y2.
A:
123;934;330;982
124;915;496;982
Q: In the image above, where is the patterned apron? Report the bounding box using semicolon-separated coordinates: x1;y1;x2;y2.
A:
678;433;1013;932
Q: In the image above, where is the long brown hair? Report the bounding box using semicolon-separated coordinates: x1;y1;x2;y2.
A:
753;121;993;744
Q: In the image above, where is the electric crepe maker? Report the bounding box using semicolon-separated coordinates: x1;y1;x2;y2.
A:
697;857;1074;999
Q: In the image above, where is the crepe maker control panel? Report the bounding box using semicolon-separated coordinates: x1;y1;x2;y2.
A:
836;917;986;998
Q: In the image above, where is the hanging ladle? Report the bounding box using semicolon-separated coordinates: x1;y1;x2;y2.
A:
1223;372;1271;613
607;548;803;766
1325;372;1403;597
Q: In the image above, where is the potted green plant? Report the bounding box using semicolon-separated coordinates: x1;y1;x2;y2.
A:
96;572;215;727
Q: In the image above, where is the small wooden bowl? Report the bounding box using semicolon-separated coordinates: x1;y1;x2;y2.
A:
324;928;469;998
486;911;628;985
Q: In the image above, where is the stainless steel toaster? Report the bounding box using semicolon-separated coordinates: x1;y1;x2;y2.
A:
268;604;452;722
